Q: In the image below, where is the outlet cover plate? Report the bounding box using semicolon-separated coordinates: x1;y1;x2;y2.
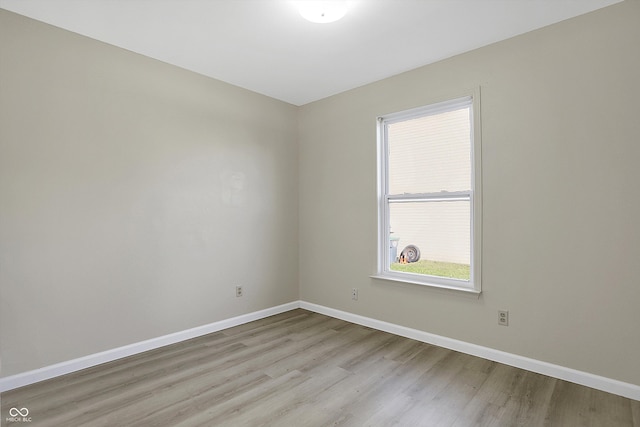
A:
498;310;509;326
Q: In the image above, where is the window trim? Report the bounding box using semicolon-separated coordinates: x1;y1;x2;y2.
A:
374;91;482;294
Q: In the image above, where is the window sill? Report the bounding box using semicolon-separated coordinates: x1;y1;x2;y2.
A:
370;274;481;297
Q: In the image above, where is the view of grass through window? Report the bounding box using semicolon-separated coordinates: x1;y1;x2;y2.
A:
390;260;470;280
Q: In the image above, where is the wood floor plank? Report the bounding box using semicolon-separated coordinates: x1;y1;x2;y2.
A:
176;369;311;427
262;323;373;378
632;399;640;427
2;330;229;407
543;379;635;427
25;339;288;426
1;309;637;426
217;366;351;427
451;365;557;427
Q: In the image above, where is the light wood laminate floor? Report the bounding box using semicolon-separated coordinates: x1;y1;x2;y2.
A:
2;309;639;426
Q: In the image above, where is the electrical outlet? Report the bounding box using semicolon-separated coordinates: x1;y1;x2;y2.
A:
352;288;358;301
236;286;243;297
498;310;509;326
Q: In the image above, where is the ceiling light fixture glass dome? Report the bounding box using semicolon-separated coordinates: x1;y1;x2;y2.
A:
298;1;348;24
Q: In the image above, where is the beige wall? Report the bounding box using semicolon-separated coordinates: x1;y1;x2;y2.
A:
0;10;299;377
299;0;640;387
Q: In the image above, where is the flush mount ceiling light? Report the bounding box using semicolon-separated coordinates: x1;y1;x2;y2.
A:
298;0;349;23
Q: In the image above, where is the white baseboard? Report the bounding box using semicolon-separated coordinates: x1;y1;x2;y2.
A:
0;301;299;393
3;300;638;401
300;301;640;401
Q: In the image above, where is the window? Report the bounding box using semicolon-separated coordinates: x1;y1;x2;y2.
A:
375;94;481;293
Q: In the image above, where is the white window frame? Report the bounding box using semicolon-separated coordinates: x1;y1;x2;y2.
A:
374;92;482;294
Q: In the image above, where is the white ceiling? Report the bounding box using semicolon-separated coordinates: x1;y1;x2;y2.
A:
0;0;621;105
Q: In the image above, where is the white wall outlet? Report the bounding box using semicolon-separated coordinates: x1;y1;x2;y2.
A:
498;310;509;326
236;286;243;297
352;288;358;301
